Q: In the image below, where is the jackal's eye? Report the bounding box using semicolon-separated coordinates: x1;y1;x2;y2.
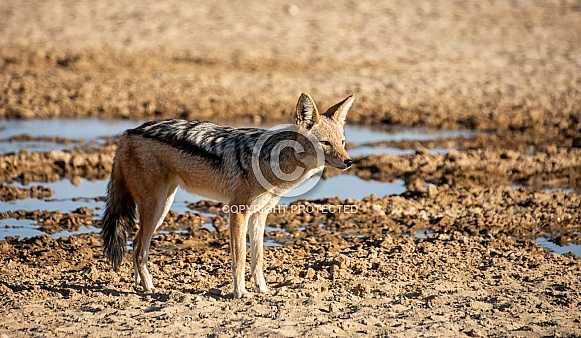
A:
320;141;331;146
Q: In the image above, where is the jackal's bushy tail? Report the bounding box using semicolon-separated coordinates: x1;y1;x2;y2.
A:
101;162;136;270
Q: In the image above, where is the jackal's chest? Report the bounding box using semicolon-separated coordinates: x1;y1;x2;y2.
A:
277;164;325;193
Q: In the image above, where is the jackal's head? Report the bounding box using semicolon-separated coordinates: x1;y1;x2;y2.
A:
294;93;354;170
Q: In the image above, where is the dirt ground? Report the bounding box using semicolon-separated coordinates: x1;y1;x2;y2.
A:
1;0;581;337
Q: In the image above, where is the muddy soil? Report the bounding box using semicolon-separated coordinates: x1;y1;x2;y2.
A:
1;0;581;337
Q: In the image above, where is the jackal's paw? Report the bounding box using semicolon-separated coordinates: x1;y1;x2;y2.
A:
141;286;156;294
233;289;252;299
140;282;156;293
255;285;269;294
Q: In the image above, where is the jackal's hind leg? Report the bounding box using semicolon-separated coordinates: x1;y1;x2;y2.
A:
132;231;142;288
134;186;178;291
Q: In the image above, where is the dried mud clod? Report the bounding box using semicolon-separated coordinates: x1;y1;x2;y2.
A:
0;184;54;201
1;147;115;185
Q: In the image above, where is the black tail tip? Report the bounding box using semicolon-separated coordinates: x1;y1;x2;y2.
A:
104;246;124;271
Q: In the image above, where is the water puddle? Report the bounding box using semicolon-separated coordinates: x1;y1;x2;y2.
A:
1;179;106;213
344;126;477;144
0;119;474;155
0;119;140;154
347;146;453;158
0;119;141;139
410;229;581;257
2;175;402;242
280;176;405;204
0;218;99;240
535;237;581;256
0;219;43;239
511;184;577;194
263;225;287;247
3;179;206;213
411;229;435;239
542;187;575;194
3;175;401;216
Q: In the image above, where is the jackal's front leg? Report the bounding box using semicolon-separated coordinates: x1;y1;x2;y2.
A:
229;210;250;298
249;210;269;294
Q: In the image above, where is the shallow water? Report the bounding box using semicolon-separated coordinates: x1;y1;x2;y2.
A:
347;146;453;158
344;125;477;145
411;230;581;256
0;119;474;154
1;179;106;213
1;175;403;241
0;218;100;240
0;119;139;139
0;119;140;154
280;176;405;203
535;237;581;256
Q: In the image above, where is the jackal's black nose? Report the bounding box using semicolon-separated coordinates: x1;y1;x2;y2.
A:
344;159;354;168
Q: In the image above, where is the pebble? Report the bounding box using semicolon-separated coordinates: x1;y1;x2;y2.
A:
305;267;316;279
427;184;438;197
209;288;223;296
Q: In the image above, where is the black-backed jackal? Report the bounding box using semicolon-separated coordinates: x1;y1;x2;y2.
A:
102;93;355;298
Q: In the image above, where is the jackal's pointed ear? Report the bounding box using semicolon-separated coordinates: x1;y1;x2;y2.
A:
324;94;355;125
295;93;320;129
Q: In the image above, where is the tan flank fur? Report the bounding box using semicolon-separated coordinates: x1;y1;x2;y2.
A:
102;93;355;298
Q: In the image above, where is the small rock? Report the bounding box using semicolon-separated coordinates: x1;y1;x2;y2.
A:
71;155;85;167
329;302;339;313
305;267;316;279
425;295;442;308
71;176;82;186
406;177;426;193
332;254;350;269
91;304;105;312
414;145;429;155
545;144;557;154
209;288;222;296
436;215;455;227
465;328;483;337
354;283;370;296
286;4;300;16
427;184;438;197
447;149;460;159
555;235;571;246
330;265;342;280
380;235;393;248
87;154;100;166
50;150;71;162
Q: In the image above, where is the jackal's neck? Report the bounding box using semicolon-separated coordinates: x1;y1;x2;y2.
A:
254;125;322;193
